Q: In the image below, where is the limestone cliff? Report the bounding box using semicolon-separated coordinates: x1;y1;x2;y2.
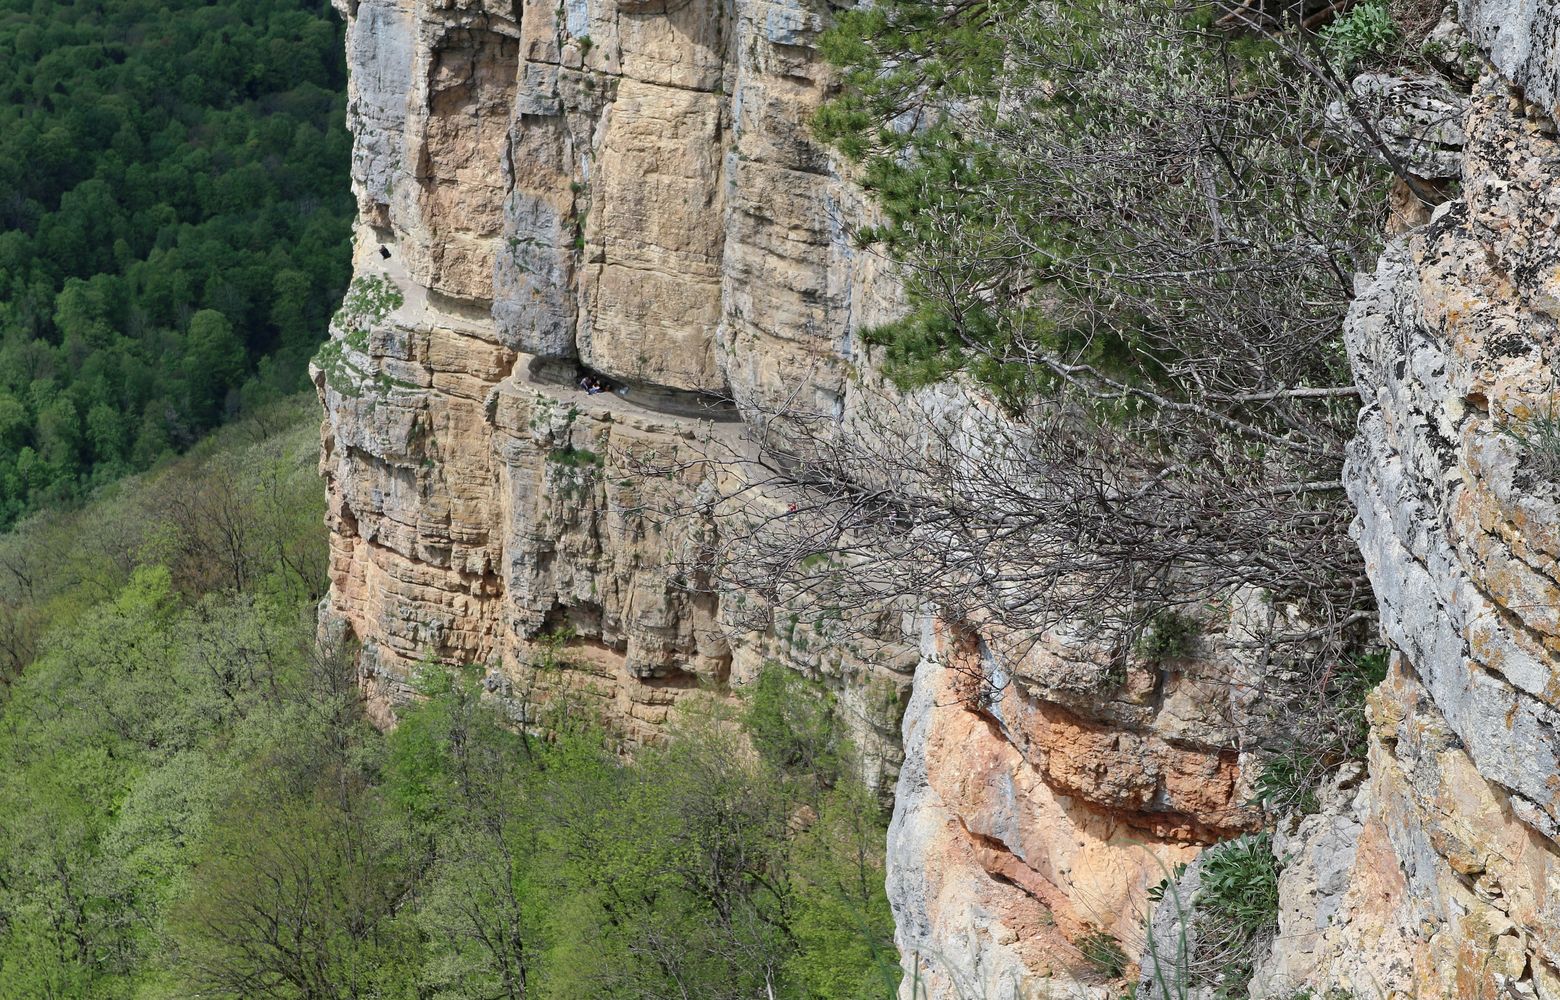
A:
317;0;1285;992
1255;9;1560;992
317;0;913;763
316;0;1560;996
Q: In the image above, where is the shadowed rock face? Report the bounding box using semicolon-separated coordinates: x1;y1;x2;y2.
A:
318;0;1560;994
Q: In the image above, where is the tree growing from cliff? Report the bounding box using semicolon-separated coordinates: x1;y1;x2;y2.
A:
679;0;1428;676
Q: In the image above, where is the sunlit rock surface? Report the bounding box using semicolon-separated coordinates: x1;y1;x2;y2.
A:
1266;65;1560;999
317;0;1560;994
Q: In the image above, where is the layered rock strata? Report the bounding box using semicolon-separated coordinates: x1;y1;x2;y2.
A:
889;614;1273;996
318;0;1281;992
1258;46;1560;999
318;0;914;762
318;0;1560;995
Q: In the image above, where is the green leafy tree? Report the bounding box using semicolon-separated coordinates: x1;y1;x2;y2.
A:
0;401;898;999
35;395;81;470
181;309;248;420
0;392;27;451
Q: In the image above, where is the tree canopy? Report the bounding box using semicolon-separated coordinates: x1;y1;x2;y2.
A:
0;398;899;999
0;0;352;528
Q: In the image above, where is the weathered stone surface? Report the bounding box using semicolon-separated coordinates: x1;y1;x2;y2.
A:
1272;66;1560;998
1253;662;1560;998
580;79;726;390
319;0;1560;993
1336;73;1468;180
887;612;1271;998
318;0;918;783
1346;75;1560;841
1460;0;1560;120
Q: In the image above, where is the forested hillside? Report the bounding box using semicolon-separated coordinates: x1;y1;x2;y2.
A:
0;396;896;999
0;0;352;528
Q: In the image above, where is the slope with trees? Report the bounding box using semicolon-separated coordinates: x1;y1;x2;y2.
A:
0;0;353;528
0;395;898;999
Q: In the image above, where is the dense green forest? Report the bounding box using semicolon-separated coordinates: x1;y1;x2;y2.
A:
0;396;898;999
0;0;353;528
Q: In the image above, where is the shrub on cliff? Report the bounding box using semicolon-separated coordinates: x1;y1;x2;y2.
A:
1191;833;1281;996
717;0;1425;683
1140;833;1281;999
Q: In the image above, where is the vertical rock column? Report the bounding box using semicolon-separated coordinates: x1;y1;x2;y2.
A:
317;0;916;746
1266;39;1560;994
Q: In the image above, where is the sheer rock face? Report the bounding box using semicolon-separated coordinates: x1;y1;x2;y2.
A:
318;0;914;761
1265;66;1560;997
319;1;1278;992
319;0;1560;995
888;617;1272;998
1460;0;1560;119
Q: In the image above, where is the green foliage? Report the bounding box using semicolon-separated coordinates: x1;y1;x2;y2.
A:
1252;744;1322;816
1504;405;1560;487
1078;930;1128;978
1147;862;1189;903
172;737;424;1000
546;444;603;467
1320;1;1399;71
0;393;326;689
0;436;896;997
331;274;404;339
1257;649;1388;815
785;786;905;999
745;662;843;782
1135;610;1200;662
0;398;328;998
1198;834;1280;939
0;562;328;998
0;0;353;528
376;669;899;1000
1156;832;1283;999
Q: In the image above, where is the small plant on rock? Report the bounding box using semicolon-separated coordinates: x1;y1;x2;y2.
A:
332;274;404;338
1136;610;1199;662
1078;929;1128;979
1191;832;1281;996
1199;834;1280;938
1505;404;1560;487
1253;744;1323;816
1320;0;1399;71
534;625;576;671
1147;862;1189;903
